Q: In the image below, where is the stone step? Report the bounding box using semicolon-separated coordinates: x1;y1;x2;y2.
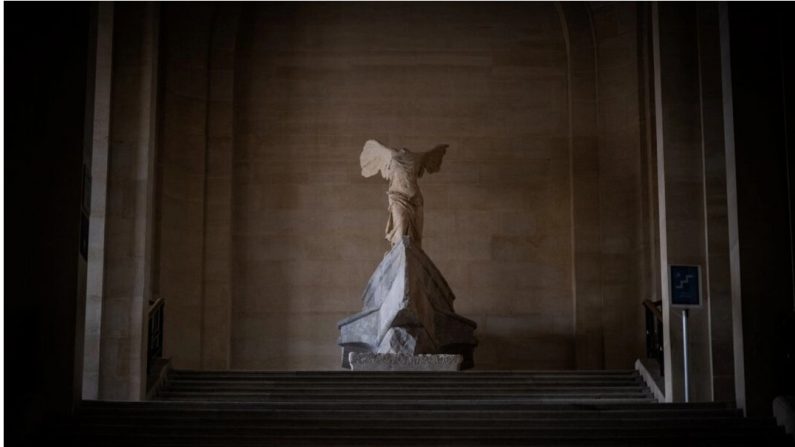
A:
161;389;649;396
165;381;643;388
80;399;733;411
63;415;776;433
158;369;656;403
152;394;651;405
75;410;745;422
60;430;791;446
159;388;651;400
156;388;654;395
161;385;651;393
70;425;778;436
61;440;789;447
157;393;655;400
170;370;639;378
164;379;646;386
155;395;655;404
71;416;775;429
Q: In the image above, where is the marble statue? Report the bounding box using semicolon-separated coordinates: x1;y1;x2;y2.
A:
337;140;478;370
360;139;448;249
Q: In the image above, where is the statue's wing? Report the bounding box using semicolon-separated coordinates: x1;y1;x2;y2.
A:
360;139;396;179
418;144;448;177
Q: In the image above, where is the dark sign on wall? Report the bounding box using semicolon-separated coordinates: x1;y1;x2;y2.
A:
670;265;702;308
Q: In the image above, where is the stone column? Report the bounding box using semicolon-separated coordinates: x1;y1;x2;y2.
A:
652;2;736;402
560;3;646;370
200;7;240;369
98;2;159;400
156;4;216;369
697;3;736;403
652;2;685;402
557;3;603;370
82;1;114;401
591;3;645;369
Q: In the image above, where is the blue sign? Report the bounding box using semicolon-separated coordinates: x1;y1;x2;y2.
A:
670;265;701;307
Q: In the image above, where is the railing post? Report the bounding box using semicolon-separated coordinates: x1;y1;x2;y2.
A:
147;297;164;375
644;299;665;376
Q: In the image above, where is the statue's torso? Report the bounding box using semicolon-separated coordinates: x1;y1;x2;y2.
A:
387;149;421;199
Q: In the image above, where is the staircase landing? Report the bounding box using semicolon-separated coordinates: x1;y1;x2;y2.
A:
60;369;791;446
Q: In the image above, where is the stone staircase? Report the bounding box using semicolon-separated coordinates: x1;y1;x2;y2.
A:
59;369;791;446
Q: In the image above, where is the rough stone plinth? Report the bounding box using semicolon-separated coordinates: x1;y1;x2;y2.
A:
338;236;477;369
349;353;463;371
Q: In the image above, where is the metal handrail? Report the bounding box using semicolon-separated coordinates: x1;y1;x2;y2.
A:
643;299;663;321
147;297;165;375
643;299;664;376
149;296;164;314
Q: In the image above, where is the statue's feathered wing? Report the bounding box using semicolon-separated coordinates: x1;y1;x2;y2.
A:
360;140;395;179
418;144;448;177
361;140;449;178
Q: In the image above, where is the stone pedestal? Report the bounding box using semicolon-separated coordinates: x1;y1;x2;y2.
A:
338;236;477;369
348;353;463;371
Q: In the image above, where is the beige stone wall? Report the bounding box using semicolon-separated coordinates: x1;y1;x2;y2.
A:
232;3;571;370
155;3;649;371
